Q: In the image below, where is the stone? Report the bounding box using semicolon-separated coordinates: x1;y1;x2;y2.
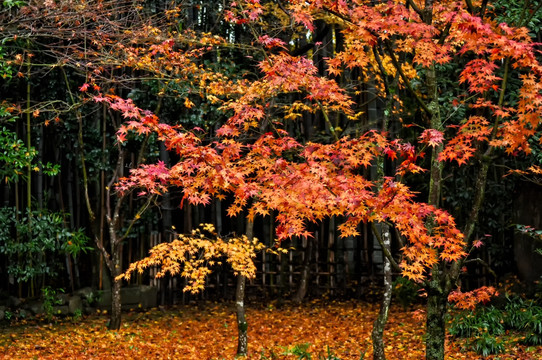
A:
68;296;83;315
121;286;141;305
8;296;22;308
139;285;158;309
76;287;103;307
27;301;44;315
52;305;69;316
17;309;28;319
96;290;111;310
95;285;158;310
57;293;70;305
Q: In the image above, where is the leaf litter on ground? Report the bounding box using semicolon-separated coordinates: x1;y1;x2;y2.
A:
0;300;540;359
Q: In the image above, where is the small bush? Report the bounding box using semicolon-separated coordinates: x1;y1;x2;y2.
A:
281;343;312;359
392;276;419;310
450;295;542;354
42;286;63;322
317;346;342;360
469;331;505;357
449;306;504;339
503;295;530;329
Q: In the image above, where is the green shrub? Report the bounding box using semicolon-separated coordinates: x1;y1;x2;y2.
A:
449;306;504;355
450;295;542;354
469;331;505;357
502;295;542;345
503;295;530;329
317;346;342;360
449;306;504;338
279;344;348;360
449;311;478;338
42;286;63;321
392;276;419;310
282;343;312;359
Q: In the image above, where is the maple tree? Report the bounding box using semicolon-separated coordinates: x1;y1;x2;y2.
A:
1;0;263;331
97;0;542;359
1;0;542;358
0;0;198;330
118;223;264;294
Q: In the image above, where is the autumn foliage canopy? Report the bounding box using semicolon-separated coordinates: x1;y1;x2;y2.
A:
81;0;542;309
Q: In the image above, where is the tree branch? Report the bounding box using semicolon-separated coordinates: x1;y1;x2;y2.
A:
317;100;340;142
383;40;433;117
61;66;95;222
121;194;156;240
94;235;113;271
405;0;424;19
463;258;497;279
464;0;475;14
371;222;402;273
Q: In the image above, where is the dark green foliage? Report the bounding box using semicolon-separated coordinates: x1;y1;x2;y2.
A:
449;306;504;338
0;44;14;79
492;0;542;32
449;307;505;356
450;296;542;355
281;343;312;360
0;207;90;284
279;343;346;360
318;346;342;360
503;296;542;345
469;331;505;357
0;116;59;183
392;276;419;310
41;286;64;321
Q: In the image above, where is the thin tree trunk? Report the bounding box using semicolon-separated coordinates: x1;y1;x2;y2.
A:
292;237;312;303
372;223;392;360
425;283;447;360
26;63;31;214
2;183;9;206
369;46;397;360
66;255;75;293
104;148;126;330
236;219;253;356
100;104;107;290
236;275;248;356
109;250;122;331
159;143;173;233
37;124;43;209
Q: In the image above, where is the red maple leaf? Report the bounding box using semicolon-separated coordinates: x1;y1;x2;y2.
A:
419;129;444;147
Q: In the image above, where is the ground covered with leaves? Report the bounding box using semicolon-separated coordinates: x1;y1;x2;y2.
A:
0;300;540;359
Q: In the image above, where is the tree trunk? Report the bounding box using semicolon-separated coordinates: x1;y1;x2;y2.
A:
108;251;122;330
236;219;253;356
425;48;447;357
372;223;392;360
37;124;43;209
425;284;447;360
236;274;248;356
292;237;312;303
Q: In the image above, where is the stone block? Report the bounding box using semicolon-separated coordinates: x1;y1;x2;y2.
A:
27;301;44;315
52;305;69;316
139;285;158;309
68;296;83;315
95;285;158;310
